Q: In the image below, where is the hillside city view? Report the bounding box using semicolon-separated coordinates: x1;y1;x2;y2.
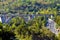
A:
0;0;60;40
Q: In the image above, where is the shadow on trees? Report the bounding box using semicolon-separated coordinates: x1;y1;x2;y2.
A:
1;31;15;40
32;33;57;40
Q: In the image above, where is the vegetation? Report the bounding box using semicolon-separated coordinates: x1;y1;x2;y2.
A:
0;16;59;40
0;0;60;40
0;0;60;14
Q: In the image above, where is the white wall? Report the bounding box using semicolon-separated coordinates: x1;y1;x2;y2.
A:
0;17;2;23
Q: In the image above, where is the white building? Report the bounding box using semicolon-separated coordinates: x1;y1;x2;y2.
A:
0;17;2;23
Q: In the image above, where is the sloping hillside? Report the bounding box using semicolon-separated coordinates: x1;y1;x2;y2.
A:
0;0;60;13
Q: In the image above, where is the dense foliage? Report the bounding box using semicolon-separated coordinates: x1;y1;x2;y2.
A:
0;0;60;40
0;16;59;40
0;0;60;14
